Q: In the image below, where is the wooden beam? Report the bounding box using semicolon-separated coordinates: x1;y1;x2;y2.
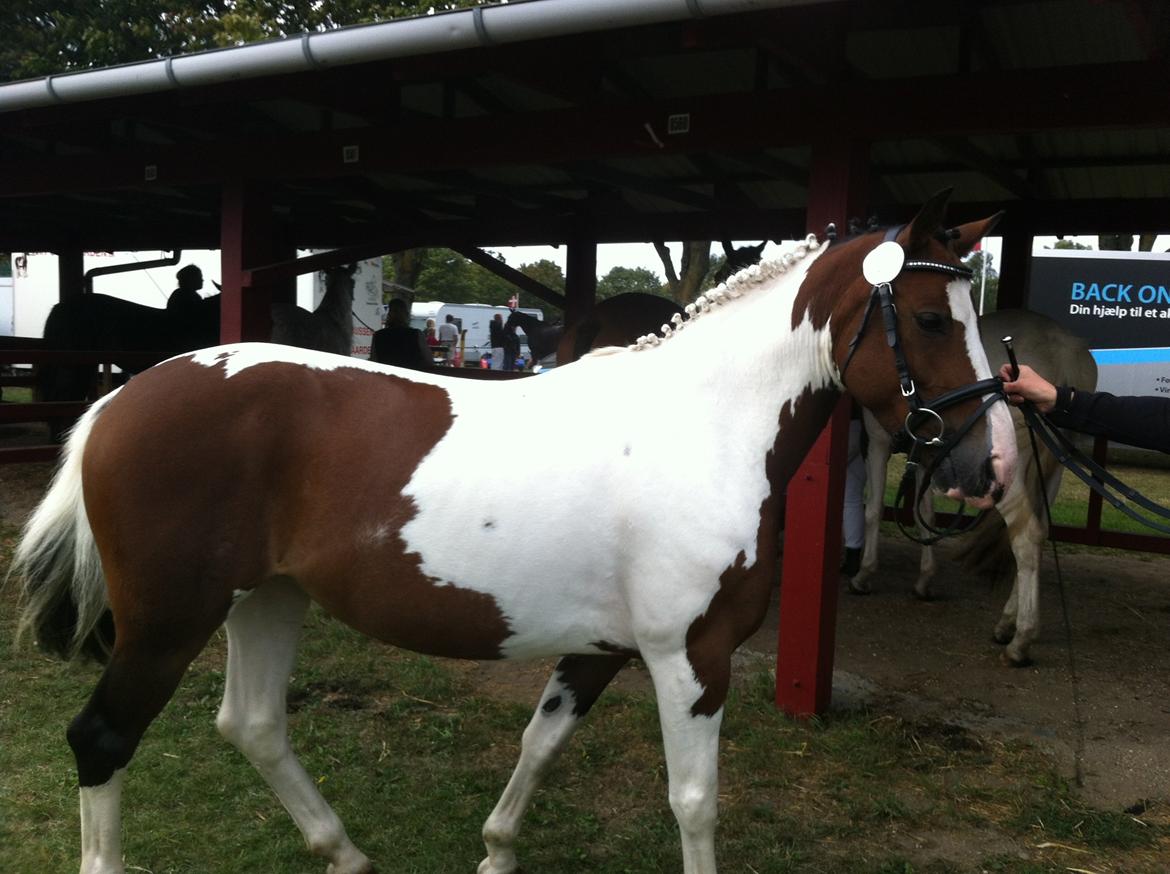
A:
451;246;568;311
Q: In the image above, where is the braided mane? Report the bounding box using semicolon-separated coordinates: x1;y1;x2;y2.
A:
628;233;822;351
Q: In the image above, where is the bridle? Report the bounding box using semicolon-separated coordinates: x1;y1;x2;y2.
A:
839;226;1009;544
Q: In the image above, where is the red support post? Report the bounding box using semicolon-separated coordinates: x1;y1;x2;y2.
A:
775;138;869;717
564;235;597;326
220;181;289;343
57;248;84;302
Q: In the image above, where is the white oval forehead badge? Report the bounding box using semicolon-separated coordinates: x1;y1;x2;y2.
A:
862;240;905;285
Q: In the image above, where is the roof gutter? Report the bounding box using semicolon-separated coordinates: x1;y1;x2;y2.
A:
0;0;835;114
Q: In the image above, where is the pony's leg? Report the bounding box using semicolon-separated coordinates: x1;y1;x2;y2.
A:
216;579;372;874
643;649;725;874
913;470;938;600
851;411;889;594
70;636;212;874
995;465;1060;666
479;654;628;874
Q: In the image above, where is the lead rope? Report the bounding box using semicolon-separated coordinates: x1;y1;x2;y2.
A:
1004;338;1086;787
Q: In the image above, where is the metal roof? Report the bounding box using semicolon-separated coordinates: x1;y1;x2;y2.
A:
0;0;1167;255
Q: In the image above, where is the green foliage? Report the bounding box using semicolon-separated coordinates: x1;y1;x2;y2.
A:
1;0;491;82
400;247;557;313
1049;239;1093;250
964;249;999;312
597;265;666;300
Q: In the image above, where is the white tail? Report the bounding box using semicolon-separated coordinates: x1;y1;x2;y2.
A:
13;393;115;660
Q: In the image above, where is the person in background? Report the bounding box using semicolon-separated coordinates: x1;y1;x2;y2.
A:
437;314;461;363
167;264;204;315
488;313;506;371
370;299;430;370
502;321;520;372
424;318;439;347
1000;363;1170;453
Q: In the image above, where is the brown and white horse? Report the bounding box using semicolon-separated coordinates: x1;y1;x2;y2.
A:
14;192;1015;874
850;308;1097;665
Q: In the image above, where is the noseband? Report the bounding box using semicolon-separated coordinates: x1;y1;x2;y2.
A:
840;227;1008;544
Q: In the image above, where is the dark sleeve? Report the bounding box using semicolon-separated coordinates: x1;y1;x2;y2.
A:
1047;386;1170;453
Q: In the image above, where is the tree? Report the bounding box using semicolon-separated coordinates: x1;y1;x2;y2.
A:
1;1;492;82
963;249;999;313
396;248;557;314
654;241;711;305
597;266;666;300
1050;239;1092;250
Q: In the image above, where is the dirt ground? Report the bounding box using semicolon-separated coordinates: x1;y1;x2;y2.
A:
3;430;1168;817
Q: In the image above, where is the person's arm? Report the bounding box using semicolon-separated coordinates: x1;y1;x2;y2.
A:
1000;363;1170;452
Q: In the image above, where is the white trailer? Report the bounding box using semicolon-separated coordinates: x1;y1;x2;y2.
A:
410;301;543;366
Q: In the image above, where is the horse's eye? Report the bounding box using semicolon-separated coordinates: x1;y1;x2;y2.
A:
914;312;947;334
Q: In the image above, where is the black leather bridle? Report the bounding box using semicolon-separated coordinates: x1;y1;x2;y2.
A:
840;227;1010;544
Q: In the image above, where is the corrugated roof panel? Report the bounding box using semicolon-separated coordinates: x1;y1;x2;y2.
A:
981;0;1146;69
619;49;759;99
847;26;961;79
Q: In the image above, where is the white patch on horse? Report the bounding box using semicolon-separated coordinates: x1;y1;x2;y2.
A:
397;245;835;660
946;280;1018;498
79;768;125;873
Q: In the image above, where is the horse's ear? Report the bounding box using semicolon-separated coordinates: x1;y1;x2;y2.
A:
950;212;1004;259
903;188;953;251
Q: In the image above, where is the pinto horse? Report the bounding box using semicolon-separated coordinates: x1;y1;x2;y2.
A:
850;308;1096;665
14;191;1016;874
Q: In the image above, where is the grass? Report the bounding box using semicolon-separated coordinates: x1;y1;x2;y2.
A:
2;519;1168;874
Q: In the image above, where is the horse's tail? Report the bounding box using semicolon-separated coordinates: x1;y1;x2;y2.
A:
12;394;116;662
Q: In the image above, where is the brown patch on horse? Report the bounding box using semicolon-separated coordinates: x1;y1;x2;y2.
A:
82;354;513;662
554;654;631;717
684;387;840;717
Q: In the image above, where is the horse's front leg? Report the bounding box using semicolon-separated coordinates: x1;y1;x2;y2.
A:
851;410;890;595
479;654;628;874
913;474;938;600
994;463;1060;666
643;647;727;874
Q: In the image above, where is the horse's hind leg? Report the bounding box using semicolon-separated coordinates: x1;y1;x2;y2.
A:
70;631;213;873
216;578;372;874
479;654;628;874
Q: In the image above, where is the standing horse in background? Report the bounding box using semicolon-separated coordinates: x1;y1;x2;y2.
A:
849;308;1096;665
503;309;562;369
270;264;356;356
14;191;1017;874
557;292;684;363
37;293;221;403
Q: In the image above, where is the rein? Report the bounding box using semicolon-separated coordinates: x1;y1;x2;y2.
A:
841;227;1007;544
1019;404;1170;534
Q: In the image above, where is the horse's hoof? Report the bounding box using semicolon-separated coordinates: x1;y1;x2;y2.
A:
912;587;934;602
478;858;518;874
847;578;871;595
999;649;1033;668
992;627;1015;646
